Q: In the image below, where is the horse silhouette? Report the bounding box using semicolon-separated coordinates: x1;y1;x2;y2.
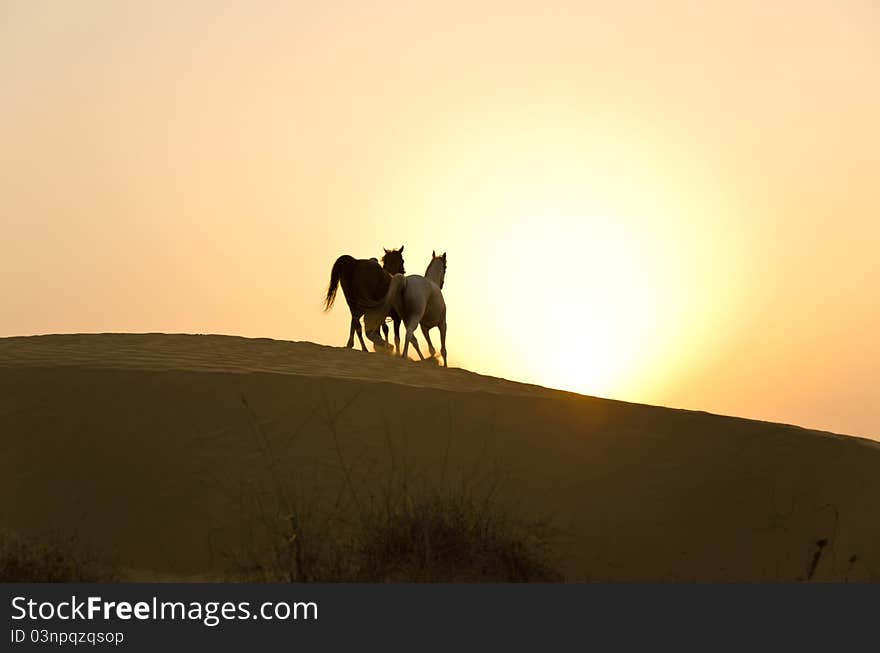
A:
366;251;448;367
324;246;405;351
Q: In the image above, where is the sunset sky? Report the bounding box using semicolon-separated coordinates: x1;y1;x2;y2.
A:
1;1;878;438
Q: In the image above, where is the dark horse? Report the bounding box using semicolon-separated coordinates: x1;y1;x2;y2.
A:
324;247;405;351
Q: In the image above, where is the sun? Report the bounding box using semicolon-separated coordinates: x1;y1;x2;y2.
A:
486;199;683;398
459;189;743;402
375;116;748;402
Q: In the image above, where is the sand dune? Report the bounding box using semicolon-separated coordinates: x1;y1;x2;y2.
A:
1;333;878;581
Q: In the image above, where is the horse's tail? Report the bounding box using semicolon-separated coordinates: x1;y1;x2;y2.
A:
362;273;406;333
324;255;356;311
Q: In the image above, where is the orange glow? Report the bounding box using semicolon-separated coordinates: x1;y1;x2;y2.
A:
1;1;878;437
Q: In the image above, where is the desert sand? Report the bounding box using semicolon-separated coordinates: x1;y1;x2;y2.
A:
1;333;878;581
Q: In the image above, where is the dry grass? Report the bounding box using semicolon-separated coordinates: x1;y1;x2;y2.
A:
0;530;116;582
353;489;562;582
233;485;562;583
231;389;564;583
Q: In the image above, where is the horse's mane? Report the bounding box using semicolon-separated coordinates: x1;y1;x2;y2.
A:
425;257;445;275
425;254;446;288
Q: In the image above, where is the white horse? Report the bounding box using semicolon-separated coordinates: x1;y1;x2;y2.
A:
365;251;448;367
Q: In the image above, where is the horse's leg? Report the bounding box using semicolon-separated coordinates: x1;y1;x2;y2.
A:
420;324;436;357
408;332;425;360
401;317;422;361
353;315;368;351
366;327;387;351
405;318;425;361
393;316;401;354
346;313;356;348
363;313;390;351
381;322;389;344
439;319;447;368
400;326;410;359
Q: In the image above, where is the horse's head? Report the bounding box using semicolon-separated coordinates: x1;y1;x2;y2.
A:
426;250;447;289
382;246;405;275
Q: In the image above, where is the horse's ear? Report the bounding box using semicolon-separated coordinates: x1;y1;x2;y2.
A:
384;248;389;253
442;252;447;260
432;250;436;258
399;245;404;253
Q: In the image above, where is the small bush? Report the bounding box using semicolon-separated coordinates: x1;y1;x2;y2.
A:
354;491;562;582
240;490;563;583
0;530;115;582
237;394;563;582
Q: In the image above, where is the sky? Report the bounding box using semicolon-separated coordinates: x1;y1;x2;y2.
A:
1;1;878;438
